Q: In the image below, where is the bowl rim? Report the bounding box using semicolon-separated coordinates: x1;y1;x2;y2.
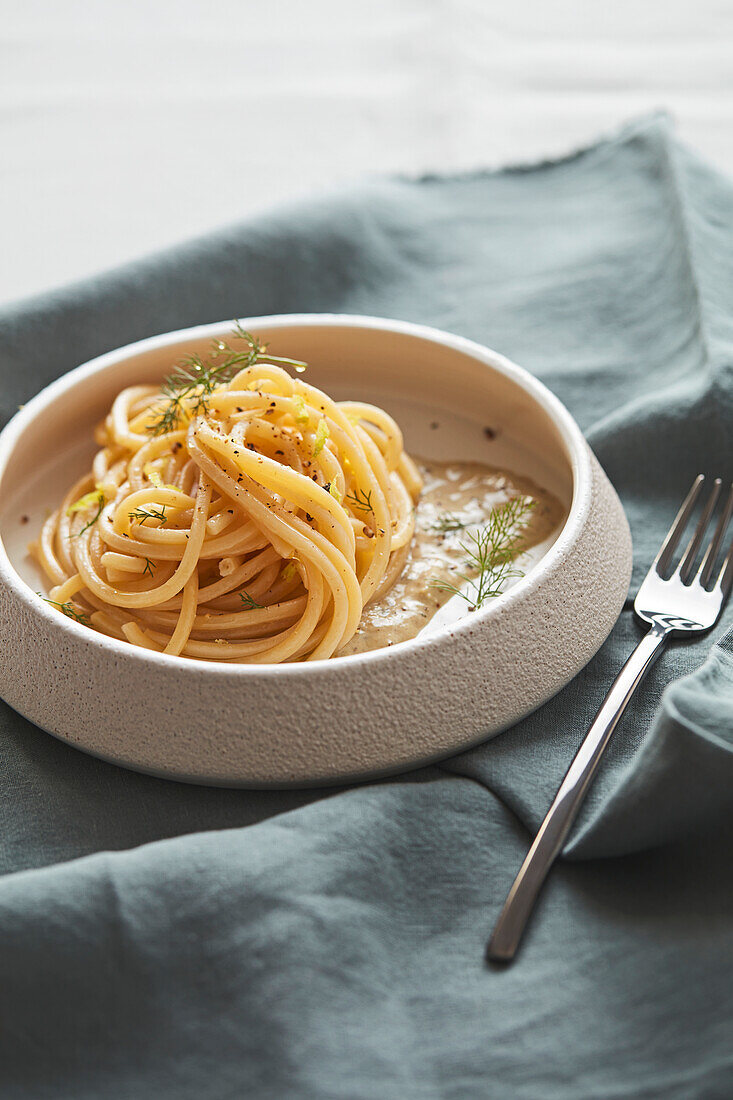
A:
0;313;590;676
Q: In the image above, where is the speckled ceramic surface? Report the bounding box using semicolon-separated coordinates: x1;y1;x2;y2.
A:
0;316;632;786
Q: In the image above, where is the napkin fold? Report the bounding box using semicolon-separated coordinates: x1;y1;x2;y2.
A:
1;115;732;1098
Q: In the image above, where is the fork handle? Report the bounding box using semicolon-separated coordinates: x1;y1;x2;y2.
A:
488;619;671;963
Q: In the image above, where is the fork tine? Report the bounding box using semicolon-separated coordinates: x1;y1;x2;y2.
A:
678;478;722;582
719;544;733;599
713;492;733;596
653;474;705;576
700;482;733;588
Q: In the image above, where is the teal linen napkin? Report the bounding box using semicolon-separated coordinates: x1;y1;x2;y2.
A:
1;115;732;1098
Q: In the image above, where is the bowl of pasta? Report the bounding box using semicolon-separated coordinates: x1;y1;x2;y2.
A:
0;315;631;786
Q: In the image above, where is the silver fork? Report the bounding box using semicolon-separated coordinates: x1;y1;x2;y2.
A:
488;474;733;963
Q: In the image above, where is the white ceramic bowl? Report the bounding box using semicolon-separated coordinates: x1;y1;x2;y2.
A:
0;315;632;786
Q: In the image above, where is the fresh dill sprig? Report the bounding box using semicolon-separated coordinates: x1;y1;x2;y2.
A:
77;495;105;537
148;392;189;437
432;513;467;534
230;321;308;371
146;323;308;435
39;594;91;626
162;352;240;403
345;487;374;514
128;504;168;526
142;557;156;577
240;590;264;610
71;491;105;538
431;496;535;610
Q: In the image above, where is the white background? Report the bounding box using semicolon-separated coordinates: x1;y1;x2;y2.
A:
3;0;733;305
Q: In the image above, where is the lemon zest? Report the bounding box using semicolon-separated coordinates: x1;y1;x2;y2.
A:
143;464;163;488
313;418;329;456
281;560;299;582
143;463;178;492
66;486;106;516
292;394;310;425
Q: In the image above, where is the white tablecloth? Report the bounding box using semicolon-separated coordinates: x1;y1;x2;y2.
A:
3;0;733;305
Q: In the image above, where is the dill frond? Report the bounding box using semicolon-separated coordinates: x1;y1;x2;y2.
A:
240;590;264;610
40;595;91;626
230;321;307;371
68;489;106;538
148;392;189;436
345;487;373;514
431;496;535;610
128;504;168;527
146;322;308;435
432;513;467;533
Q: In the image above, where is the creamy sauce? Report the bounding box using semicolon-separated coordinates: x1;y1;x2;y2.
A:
339;458;565;656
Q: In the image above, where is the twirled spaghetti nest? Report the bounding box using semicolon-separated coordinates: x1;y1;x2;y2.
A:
33;329;422;662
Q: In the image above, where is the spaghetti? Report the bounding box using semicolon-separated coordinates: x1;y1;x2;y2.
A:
32;327;422;662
